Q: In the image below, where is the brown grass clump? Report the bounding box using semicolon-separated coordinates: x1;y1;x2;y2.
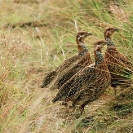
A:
0;0;133;133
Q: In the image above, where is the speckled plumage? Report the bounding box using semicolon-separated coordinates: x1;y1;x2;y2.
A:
52;40;111;112
41;54;79;88
41;32;92;89
51;51;93;90
104;27;133;94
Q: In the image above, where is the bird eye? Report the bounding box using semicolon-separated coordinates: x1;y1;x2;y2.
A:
98;42;100;45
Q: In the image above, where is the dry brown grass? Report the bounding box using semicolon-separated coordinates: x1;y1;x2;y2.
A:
0;0;133;133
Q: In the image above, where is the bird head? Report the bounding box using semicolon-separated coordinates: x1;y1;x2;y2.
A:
76;31;92;43
94;40;107;52
104;27;118;40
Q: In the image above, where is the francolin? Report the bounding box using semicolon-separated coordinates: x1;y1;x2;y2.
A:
104;27;133;94
41;32;92;89
53;40;111;114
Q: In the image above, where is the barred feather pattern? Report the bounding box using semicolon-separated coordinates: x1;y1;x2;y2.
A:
65;62;111;109
41;32;92;88
52;40;111;110
41;54;79;88
105;39;133;89
53;52;92;89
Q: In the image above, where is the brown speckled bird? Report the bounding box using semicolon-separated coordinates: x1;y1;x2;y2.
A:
52;40;111;113
104;27;133;94
41;32;92;89
50;35;93;90
55;52;92;89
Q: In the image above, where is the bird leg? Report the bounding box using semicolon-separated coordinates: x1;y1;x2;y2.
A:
73;105;85;115
61;101;68;107
79;106;85;115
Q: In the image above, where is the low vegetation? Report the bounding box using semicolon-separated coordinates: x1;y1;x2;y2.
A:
0;0;133;132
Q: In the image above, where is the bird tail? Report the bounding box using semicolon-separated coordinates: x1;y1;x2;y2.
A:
52;96;59;103
52;93;66;103
41;71;56;88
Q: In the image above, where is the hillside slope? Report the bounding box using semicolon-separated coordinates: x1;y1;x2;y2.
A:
0;0;133;132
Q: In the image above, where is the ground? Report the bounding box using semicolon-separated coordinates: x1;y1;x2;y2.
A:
0;0;133;133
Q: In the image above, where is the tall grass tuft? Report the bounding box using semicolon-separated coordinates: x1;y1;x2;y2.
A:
0;0;133;132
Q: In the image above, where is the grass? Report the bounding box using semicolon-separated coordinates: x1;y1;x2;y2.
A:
0;0;133;132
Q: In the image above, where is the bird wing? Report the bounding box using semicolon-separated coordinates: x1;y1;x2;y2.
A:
57;54;92;88
111;50;133;70
41;54;79;88
118;52;133;71
41;70;57;88
106;50;133;76
70;88;96;106
65;64;96;101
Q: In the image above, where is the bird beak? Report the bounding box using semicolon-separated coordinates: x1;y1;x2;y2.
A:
114;28;119;32
87;32;93;36
103;40;108;45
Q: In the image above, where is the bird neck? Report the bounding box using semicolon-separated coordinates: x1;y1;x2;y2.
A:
77;41;88;56
95;50;109;71
94;50;104;65
105;38;116;49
